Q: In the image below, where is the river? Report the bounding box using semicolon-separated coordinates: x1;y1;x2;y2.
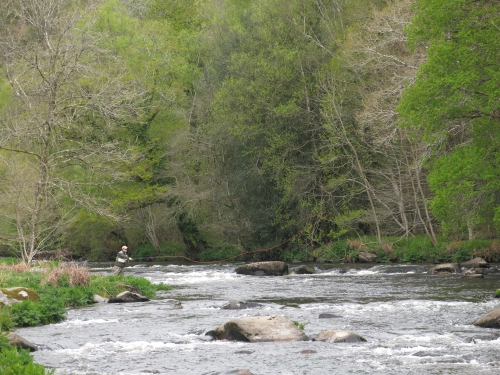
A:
15;262;500;375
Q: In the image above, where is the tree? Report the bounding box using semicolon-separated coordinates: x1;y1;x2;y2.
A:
398;0;500;239
0;0;148;263
190;0;343;251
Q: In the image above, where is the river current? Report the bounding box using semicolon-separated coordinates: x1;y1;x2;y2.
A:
15;262;500;375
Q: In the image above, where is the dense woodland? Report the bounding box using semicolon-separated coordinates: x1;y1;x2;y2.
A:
0;0;498;264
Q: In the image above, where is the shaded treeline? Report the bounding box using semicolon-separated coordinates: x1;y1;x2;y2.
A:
0;0;498;262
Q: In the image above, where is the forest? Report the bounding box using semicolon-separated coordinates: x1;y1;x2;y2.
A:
0;0;498;264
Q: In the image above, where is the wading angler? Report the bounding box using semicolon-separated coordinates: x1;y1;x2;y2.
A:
113;246;133;276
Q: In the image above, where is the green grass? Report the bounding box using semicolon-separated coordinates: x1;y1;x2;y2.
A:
0;261;172;330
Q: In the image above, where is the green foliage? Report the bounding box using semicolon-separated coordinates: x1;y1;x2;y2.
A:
292;320;310;330
322;241;358;263
10;295;66;327
0;261;171;330
0;346;53;375
62;211;117;261
0;307;13;332
198;245;242;262
398;0;500;239
39;285;94;308
199;0;342;249
281;246;314;262
89;275;171;299
428;145;497;239
133;242;186;260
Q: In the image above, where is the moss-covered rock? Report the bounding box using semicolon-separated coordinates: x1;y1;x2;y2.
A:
0;287;40;303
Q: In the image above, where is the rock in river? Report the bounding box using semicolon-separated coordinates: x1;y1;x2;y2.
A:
427;263;461;274
206;315;308;342
222;300;263;309
312;329;367;343
235;261;289;276
6;332;38;352
108;291;150;303
472;308;500;328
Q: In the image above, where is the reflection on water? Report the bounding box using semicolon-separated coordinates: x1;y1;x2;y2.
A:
15;262;500;375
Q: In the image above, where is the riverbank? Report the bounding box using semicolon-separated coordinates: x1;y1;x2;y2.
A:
0;259;171;374
279;236;500;264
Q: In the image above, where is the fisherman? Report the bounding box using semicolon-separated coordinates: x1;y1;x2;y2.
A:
113;245;133;276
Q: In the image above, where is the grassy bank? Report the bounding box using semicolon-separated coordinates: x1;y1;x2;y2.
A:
0;259;172;374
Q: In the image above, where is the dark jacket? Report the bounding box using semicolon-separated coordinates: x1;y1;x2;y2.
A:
114;250;130;268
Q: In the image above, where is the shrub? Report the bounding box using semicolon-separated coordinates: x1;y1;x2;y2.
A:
323;241;357;263
476;241;500;262
0;307;13;332
0;346;53;375
10;295;66;327
41;262;90;287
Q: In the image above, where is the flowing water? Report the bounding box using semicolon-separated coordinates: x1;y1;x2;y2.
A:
15;262;500;375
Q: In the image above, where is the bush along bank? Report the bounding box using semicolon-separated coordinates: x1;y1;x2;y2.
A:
0;259;172;374
280;236;500;264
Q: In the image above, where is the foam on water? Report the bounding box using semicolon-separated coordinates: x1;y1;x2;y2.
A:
57;319;119;327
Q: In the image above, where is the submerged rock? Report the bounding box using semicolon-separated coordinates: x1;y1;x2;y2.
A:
206;315;308;342
462;268;484;278
235;261;289;276
312;329;367;343
222;300;263;309
318;313;340;319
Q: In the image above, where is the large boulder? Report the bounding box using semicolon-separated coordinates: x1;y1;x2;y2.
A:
358;252;377;263
427;263;461;274
235;261;289;276
472;308;500;328
206;316;308;342
0;287;40;302
461;257;489;268
108;291;149;303
312;330;367;343
5;332;38;352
